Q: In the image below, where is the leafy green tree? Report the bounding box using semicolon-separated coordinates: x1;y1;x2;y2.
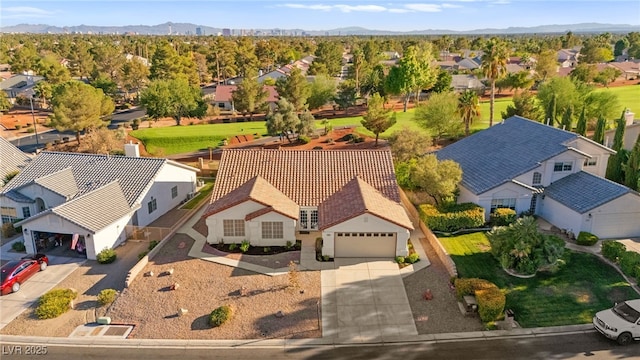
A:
307;75;336;110
36;55;71;85
388;127;432;163
594;67;622;87
333;80;358;115
207;37;238;84
575;106;587;136
140;78;205;126
91;42;125;83
9;43;38;73
487;216;565;275
275;67;310;112
361;64;386;98
592;117;607;144
580;35;614;63
310;41;343;76
624;134;640;191
458;90;480;137
265;98;300;143
396;155;462;205
349;48;366;94
121;57;150;101
149;42;178;81
68;40;95;80
570;63;598;84
432;69;453;93
496;71;534;93
584;91;620;123
91;75;118;99
414;91;463;145
545;93;557;126
234;37;259;78
361;93;397;146
49;81;115;144
0;91;11;112
385;45;436;112
33;81;53;109
534;49;558;82
560;106;573;131
297;110;316;138
501;90;541;121
614;38;630;57
606;112;629;184
231;71;268;120
481;37;509;127
537;77;584;124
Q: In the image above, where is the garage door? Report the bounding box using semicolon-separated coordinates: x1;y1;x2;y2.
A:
592;213;640;238
334;232;396;258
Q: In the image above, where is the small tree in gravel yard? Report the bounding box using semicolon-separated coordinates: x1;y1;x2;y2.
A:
487;216;565;275
361;92;396;146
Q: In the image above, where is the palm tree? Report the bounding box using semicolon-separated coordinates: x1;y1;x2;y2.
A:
458;90;480;136
481;37;509;127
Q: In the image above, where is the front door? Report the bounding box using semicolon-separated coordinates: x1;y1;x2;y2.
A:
299;209;318;231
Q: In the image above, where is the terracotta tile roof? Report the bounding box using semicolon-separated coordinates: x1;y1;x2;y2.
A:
318;177;413;231
214;85;279;103
207;149;400;211
204;175;299;220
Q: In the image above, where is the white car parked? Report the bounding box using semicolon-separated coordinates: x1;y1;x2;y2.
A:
593;299;640;345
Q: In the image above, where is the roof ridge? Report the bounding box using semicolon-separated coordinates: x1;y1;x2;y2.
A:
51;179;123;211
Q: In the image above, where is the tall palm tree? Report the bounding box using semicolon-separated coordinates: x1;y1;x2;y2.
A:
481;37;509;127
458;90;480;136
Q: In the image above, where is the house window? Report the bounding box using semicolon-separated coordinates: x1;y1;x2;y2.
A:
491;198;517;212
262;221;283;239
584;158;597;167
310;210;318;229
147;197;157;214
299;210;308;229
171;186;178;199
1;207;18;223
223;219;245;237
553;161;573;172
218;102;225;108
22;207;31;218
532;172;542;185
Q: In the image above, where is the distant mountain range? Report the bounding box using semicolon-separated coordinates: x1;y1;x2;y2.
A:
1;22;639;36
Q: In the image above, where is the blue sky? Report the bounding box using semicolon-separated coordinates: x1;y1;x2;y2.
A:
1;1;639;31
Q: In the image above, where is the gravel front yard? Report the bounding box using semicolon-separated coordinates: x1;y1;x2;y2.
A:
106;234;322;339
404;237;484;334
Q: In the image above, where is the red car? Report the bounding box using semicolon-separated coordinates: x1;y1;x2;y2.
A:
1;254;49;295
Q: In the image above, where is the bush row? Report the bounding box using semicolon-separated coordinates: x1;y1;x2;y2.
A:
418;203;485;232
35;288;77;319
576;231;599;246
489;208;516;227
454;278;505;323
602;240;640;282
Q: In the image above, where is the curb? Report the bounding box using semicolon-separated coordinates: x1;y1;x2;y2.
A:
0;324;595;349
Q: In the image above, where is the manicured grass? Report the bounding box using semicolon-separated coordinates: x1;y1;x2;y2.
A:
182;178;215;209
595;85;640;115
440;232;639;327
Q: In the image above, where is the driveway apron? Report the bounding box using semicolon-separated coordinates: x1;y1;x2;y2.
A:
321;258;417;342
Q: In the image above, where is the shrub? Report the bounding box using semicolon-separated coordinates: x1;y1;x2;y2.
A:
490;208;516;226
418;203;485;232
209;305;232;327
406;253;420;264
315;237;323;253
454;278;496;300
96;248;117;264
97;289;117;306
14;124;22;130
239;240;250;253
228;243;237;251
576;231;598;246
148;240;159;251
285;241;293;250
395;256;406;264
35;288;77;319
619;251;640;278
454;278;505;322
2;222;17;238
263;246;271;253
25;128;35;133
11;241;26;252
298;135;310;144
602;241;626;262
137;251;148;260
322;255;330;261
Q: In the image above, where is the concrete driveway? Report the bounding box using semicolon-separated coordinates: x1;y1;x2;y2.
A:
321;258;417;342
0;255;84;330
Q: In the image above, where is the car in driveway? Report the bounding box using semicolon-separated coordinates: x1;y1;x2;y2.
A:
0;254;49;295
593;299;640;345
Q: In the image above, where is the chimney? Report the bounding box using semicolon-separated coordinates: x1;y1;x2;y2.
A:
124;141;140;157
625;109;635;126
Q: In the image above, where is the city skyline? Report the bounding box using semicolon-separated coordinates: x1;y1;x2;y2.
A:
2;0;639;32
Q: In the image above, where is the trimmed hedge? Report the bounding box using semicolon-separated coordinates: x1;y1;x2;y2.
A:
97;248;117;264
209;305;233;327
490;208;516;226
97;289;117;306
418;203;485;232
35;288;77;319
454;278;505;323
406;253;420;264
620;251;640;279
602;241;626;262
576;231;599;246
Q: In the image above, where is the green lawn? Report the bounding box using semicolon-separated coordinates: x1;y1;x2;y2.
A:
594;85;640;115
439;232;639;327
181;178;215;209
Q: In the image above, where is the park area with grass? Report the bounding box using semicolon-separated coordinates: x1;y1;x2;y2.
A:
439;232;639;327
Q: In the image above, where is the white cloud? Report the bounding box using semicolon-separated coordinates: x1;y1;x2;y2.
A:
490;0;511;4
442;3;463;9
1;6;57;19
334;4;388;12
280;2;471;14
404;4;442;12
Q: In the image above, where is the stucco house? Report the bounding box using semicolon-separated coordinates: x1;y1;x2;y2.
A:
436;116;640;239
214;84;279;112
0;149;198;260
203;149;414;258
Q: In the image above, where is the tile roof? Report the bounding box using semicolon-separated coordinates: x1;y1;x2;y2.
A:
0;137;31;181
214;85;279;103
436;116;578;195
543;171;634;213
318;177;413;231
207;149;400;209
33;168;78;198
1;151;169;206
204;175;299;220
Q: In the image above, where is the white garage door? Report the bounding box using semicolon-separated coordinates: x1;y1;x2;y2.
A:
592;213;640;238
334;232;396;258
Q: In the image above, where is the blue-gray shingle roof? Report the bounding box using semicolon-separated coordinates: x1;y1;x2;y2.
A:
0;137;31;181
543;171;632;213
436;116;578;195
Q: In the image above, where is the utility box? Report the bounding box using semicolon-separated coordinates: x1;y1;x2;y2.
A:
97;316;112;325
